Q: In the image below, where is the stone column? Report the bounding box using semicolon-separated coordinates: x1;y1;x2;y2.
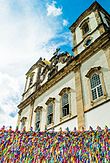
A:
74;65;85;130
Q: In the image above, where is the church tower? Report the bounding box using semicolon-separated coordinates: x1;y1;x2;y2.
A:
70;1;110;56
69;1;110;130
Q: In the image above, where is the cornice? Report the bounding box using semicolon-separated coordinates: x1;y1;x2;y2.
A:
18;31;110;110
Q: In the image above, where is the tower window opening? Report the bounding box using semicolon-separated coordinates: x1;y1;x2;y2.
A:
82;22;89;35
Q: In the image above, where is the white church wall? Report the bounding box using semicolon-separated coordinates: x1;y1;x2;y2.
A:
75;27;82;45
89;12;98;30
19;105;30;131
25;77;30;92
81;49;110;109
77;29;100;55
41;71;49;86
85;101;110;129
54;117;78;131
23;66;44;101
58;62;66;71
33;71;77;131
23;84;36;100
32;68;38;84
77;44;84;54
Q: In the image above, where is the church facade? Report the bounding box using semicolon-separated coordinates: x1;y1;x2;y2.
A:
17;2;110;131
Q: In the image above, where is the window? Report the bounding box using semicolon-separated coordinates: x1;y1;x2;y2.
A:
20;117;27;131
90;73;103;100
34;106;42;131
21;121;25;130
85;38;92;46
79;18;90;37
48;66;58;80
35;111;40;131
47;103;53;125
82;22;89;35
62;93;69;117
85;67;106;104
59;87;71;119
29;75;34;86
45;98;55;126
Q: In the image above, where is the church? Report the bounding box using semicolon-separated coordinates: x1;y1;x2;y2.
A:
17;1;110;131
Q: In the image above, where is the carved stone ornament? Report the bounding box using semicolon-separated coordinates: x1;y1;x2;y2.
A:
34;106;43;112
59;87;71;96
20;117;27;122
85;66;101;78
45;97;55;105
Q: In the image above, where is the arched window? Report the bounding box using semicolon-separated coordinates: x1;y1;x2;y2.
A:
61;93;69;117
79;18;90;37
20;117;27;131
34;106;42;131
82;22;89;35
29;75;34;86
21;121;25;130
47;103;53;125
90;73;103;100
35;111;40;131
59;87;71;118
45;98;55;126
85;67;106;103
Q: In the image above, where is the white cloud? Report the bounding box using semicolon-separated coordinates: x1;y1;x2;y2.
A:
47;1;62;17
63;19;68;26
0;0;71;129
0;72;21;129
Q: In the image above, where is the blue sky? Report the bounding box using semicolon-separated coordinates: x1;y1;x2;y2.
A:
0;0;109;128
54;0;110;53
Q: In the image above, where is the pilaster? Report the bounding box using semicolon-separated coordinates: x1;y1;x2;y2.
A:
74;64;85;130
104;47;110;70
28;98;35;130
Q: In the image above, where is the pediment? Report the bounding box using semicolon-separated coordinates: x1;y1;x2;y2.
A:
85;66;101;78
20;117;27;122
59;87;71;96
34;106;43;112
45;98;55;105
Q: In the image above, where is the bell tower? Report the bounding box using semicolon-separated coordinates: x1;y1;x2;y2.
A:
69;1;110;56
